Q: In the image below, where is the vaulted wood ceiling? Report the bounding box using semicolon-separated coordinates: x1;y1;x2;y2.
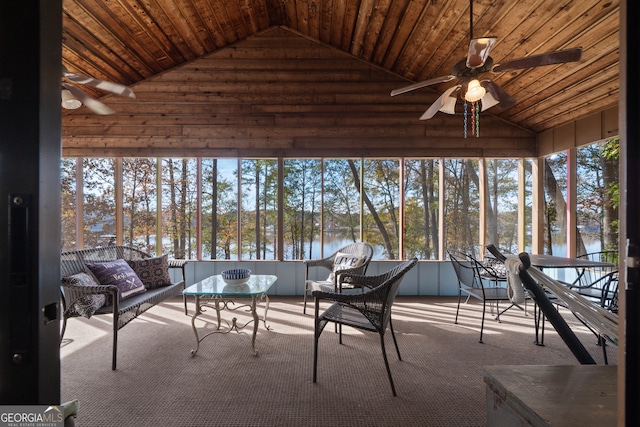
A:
61;0;619;145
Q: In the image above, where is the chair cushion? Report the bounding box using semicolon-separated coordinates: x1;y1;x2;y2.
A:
306;279;334;293
327;252;367;282
127;254;172;289
62;272;106;318
87;259;147;302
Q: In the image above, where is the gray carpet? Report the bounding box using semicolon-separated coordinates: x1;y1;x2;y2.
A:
61;296;616;426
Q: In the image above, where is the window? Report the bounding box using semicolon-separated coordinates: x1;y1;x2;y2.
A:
82;158;116;248
443;159;479;253
122;158;157;253
544;152;567;255
162;158;197;259
485;159;519;254
61;158;77;251
283;159;322;260
576;139;619;253
323;159;362;256
241;159;278;260
60;149;618;260
404;159;439;260
363;159;400;260
201;158;238;260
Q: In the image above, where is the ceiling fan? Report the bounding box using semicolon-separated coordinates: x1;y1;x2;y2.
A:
390;0;582;123
61;65;136;115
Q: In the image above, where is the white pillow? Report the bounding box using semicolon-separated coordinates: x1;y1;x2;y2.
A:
327;252;367;282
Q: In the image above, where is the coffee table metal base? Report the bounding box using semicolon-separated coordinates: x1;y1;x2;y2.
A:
189;293;270;356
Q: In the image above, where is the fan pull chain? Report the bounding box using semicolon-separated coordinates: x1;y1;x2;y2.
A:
470;102;476;137
475;101;480;137
464;102;468;138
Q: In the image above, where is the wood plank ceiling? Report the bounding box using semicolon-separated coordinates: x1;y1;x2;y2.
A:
61;0;619;151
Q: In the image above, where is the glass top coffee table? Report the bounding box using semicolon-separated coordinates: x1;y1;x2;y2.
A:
183;274;277;356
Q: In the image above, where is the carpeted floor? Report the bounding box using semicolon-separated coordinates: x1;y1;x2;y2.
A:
61;296;616;426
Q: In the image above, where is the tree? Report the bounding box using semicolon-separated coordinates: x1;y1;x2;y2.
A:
241;160;277;260
163;159;197;259
443;159;479;252
485;159;519;251
544;153;567;254
601;137;619;250
82;158;116;248
359;159;398;259
323;159;361;244
122;158;156;252
404;159;439;259
202;159;237;259
283;159;321;260
60;158;77;251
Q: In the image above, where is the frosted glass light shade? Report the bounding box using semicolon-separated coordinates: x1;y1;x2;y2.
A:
464;79;486;103
61;89;82;109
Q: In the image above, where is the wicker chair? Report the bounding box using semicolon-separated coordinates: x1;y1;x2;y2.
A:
302;242;374;314
312;257;418;396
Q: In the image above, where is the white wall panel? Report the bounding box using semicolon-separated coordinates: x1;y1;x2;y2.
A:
177;260;459;296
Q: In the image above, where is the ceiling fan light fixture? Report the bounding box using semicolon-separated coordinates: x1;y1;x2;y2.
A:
440;95;458;114
464;79;486;103
61;89;82;109
480;91;500;111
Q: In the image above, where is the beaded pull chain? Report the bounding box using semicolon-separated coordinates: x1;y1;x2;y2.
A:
464;102;468;139
462;101;481;138
475;101;480;137
470;102;476;137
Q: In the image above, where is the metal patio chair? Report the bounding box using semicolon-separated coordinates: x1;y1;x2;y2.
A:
448;249;512;343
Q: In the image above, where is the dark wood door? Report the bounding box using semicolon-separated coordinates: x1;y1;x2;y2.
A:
0;0;62;404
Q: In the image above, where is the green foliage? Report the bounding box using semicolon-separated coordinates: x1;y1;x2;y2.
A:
61;139;618;259
60;158;77;251
82;158;116;248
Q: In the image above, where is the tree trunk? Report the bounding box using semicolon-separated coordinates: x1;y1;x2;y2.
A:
255;165;261;260
211;159;218;259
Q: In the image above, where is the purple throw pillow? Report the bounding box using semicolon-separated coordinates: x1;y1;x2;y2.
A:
86;259;146;302
127;255;173;289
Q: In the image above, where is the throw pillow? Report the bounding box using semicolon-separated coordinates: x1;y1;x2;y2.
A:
127;255;173;289
327;252;367;283
86;259;147;302
61;272;106;318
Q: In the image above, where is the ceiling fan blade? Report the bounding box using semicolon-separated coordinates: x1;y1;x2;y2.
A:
482;80;516;111
62;68;136;99
492;47;582;73
62;83;116;115
419;85;460;120
466;37;497;68
390;75;456;96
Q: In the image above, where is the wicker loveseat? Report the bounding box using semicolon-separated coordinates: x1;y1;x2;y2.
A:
59;246;187;370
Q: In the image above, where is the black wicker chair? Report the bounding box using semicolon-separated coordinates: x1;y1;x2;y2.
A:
303;242;374;314
312;257;418;396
